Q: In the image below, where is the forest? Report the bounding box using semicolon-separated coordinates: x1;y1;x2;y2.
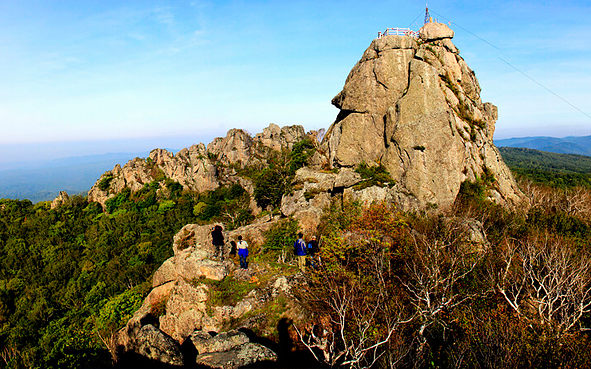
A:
499;147;591;188
0;179;252;368
0;146;590;368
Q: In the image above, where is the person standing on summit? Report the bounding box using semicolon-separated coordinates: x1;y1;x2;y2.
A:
211;225;225;260
294;232;307;272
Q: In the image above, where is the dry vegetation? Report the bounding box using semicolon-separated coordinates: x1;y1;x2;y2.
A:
295;179;591;368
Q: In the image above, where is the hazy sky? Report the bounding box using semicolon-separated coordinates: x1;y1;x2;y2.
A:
1;0;590;161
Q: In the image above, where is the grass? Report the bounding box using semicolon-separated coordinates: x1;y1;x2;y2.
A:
196;277;258;307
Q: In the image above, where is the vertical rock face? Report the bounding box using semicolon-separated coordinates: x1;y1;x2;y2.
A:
322;22;522;209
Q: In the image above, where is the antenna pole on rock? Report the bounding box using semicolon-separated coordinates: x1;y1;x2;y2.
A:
424;4;432;24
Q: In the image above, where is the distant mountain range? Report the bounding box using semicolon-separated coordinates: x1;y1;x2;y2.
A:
495;136;591;157
0;152;147;203
1;135;590;203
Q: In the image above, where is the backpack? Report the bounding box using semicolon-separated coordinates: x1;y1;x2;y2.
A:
295;239;306;255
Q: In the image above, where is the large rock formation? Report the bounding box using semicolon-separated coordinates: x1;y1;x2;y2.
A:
322;22;522;209
75;22;522;218
88;123;308;208
51;191;70;209
100;21;528;369
115;220;299;367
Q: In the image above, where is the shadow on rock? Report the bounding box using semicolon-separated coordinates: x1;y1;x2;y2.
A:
239;318;329;369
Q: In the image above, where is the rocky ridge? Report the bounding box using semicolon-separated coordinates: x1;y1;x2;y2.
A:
85;22;522;229
87;124;312;210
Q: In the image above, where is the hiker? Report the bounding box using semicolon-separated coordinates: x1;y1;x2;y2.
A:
211;225;225;260
307;235;319;269
294;232;307;272
237;235;249;269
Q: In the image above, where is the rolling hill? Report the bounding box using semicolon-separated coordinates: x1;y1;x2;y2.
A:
495;136;591;156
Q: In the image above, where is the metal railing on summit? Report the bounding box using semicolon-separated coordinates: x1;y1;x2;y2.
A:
377;28;419;39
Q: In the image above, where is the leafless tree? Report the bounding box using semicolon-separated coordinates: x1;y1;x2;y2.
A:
296;238;413;369
519;179;591;219
496;239;528;316
497;234;591;337
400;230;483;354
0;345;19;367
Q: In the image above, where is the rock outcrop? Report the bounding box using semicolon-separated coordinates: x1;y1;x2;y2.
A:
51;191;70;209
88;124;308;208
106;20;527;369
191;330;277;369
321;22;523;210
115;220;298;367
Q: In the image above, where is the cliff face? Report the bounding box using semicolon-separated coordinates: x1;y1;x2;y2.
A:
322;22;522;209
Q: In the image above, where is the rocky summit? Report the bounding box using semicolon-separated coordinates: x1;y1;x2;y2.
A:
85;22;521;220
322;21;522;209
90;22;528;368
114;221;297;367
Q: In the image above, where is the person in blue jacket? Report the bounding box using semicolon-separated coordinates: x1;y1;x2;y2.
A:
237;235;249;269
307;235;319;269
294;232;307;272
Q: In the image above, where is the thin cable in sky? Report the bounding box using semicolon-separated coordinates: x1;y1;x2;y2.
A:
429;10;591;121
408;11;424;30
497;57;591;120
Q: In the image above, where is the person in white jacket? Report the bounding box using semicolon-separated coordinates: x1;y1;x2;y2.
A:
237;235;249;269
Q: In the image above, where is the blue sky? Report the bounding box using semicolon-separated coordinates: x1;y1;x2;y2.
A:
1;0;590;162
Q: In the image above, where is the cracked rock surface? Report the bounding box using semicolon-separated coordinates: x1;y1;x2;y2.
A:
322;22;523;210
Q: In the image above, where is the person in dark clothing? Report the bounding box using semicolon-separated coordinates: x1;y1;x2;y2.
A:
307;235;319;268
211;225;225;260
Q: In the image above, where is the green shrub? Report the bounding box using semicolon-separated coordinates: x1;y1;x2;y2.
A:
105;188;131;214
95;284;148;335
157;200;176;213
263;218;300;253
253;165;290;209
289;138;315;173
354;162;395;190
97;174;114;191
251;138;317;209
199;278;258;307
194;184;253;228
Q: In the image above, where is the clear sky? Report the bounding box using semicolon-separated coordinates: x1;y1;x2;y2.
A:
1;0;590;162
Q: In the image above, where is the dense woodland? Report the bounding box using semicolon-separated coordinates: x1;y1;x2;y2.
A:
0;180;252;368
0;147;591;368
499;147;591;188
